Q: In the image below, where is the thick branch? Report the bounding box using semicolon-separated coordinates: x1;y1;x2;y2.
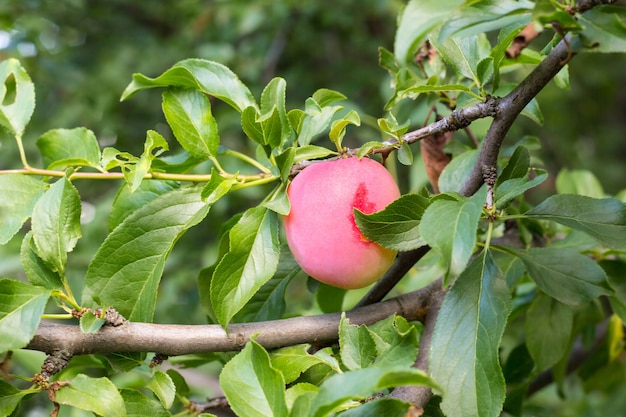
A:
27;286;434;356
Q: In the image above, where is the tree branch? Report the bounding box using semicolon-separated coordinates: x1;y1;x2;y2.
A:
27;285;436;357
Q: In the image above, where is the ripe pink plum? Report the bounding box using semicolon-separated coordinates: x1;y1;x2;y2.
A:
284;156;400;289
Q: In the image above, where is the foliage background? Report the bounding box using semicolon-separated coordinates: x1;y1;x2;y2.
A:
0;1;625;416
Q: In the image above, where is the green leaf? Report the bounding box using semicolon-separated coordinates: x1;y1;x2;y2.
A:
121;389;171;417
309;367;440;417
498;146;530;184
109;180;179;232
220;339;288;417
430;250;511;417
512;247;612;305
338;398;411;417
122;58;257;112
271;344;332;385
367;315;419;370
296;97;344;146
260;77;290;148
339;313;377;371
329;110;360;151
242;106;265;145
210;206;280;329
0;279;50;352
79;310;105;334
495;169;548;209
234;248;300;323
419;191;484;284
578;6;626;53
147;370;175;409
438;149;479;193
315;282;346;314
162;88;217;159
312;89;346;107
55;374;126;417
0;174;45;245
21;231;63;289
356;141;387;159
354;193;428;251
526;194;626;248
36;127;102;170
394;0;465;63
293;145;336;163
525;292;574;371
0;58;35;137
431;32;491;86
287;383;318;417
82;186;210;322
397;141;413;165
555;168;604;198
201;168;238;203
31;177;82;274
0;379;35;417
439;0;533;40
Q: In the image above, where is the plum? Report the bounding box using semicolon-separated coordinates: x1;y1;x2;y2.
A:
284;156;400;289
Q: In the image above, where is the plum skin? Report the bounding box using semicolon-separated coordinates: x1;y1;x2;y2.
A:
283;156;401;289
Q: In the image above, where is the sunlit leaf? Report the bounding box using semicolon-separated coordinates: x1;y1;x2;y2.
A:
36;127;102;170
83;186;211;322
0;58;35;137
55;374;126;417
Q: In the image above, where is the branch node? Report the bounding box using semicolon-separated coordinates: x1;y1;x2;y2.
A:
35;349;73;389
104;307;128;327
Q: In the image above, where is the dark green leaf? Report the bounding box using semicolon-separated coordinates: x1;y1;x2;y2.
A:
525;292;573;371
0;279;50;352
0;174;45;245
315;282;346;314
431;32;491;85
430;250;511;417
309;367;440;417
122;58;257;112
220;339;288;417
339;313;377;371
162;88;218;159
31;177;82;273
210;206;280;328
120;389;171;417
83;186;210;322
109;180;179;232
0;58;35;137
394;0;465;63
419;190;484;284
36;127;102;170
512;247;612;305
526;194;626;248
21;231;63;289
602;260;626;322
355;193;429;251
498;146;530;184
55;374;126;417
